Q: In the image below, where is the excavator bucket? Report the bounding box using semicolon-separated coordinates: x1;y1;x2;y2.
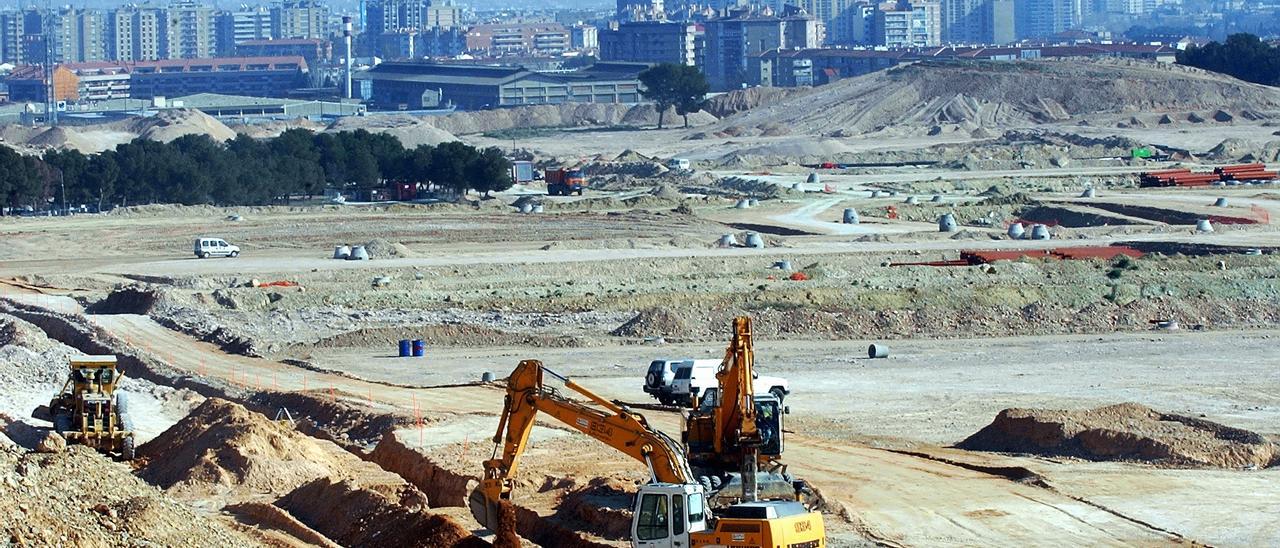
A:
468;488;502;533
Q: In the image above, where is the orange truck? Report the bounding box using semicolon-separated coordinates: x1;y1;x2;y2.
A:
546;168;585;196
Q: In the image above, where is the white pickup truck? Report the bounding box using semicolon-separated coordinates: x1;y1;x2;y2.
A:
644;358;789;407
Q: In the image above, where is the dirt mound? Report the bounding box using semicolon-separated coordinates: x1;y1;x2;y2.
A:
0;445;257;546
555;477;635;540
138;398;346;496
959;403;1278;468
307;324;585;350
651;184;684;200
703;86;813;118
713;59;1280;137
25;126;98;151
611;308;690;339
122;109;237;143
364;238;418;259
327;115;459;148
277;476;484;548
87;285;166;315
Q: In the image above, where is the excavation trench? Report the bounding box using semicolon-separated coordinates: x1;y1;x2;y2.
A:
0;298;618;547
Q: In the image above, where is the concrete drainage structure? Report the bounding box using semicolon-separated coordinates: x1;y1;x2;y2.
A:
1213;197;1228;207
735;199;751;209
334;246;351;260
745;233;765;248
843;208;860;224
1029;224;1051;240
1196;219;1214;233
868;344;889;359
1007;223;1026;239
1081;188;1096;198
905;196;918;205
807;172;820;184
717;234;740;248
347;246;369;260
938;214;957;232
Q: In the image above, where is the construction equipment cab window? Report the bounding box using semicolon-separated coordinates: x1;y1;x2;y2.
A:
637;494;669;540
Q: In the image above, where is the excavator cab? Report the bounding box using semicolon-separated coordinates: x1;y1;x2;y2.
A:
689;388;784;458
631;483;708;548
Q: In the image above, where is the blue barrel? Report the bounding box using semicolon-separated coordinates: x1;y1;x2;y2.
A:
411;339;425;357
398;339;411;357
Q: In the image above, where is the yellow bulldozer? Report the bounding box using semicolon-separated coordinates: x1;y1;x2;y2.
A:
33;355;136;460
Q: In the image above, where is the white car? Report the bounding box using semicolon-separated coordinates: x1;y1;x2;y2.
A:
193;237;240;259
671;361;789;407
644;359;720;406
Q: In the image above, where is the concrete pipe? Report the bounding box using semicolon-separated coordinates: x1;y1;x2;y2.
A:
807;172;820;184
735;199;751;209
717;234;740;248
1196;219;1214;233
905;196;918;205
347;246;370;260
532;204;544;214
870;190;881;198
774;260;792;270
842;208;860;224
1007;222;1026;240
334;245;351;260
868;343;889;359
745;233;765;248
748;198;759;207
938;213;957;232
1081;188;1096;198
1213;197;1228;207
791;183;803;191
1029;224;1051;240
930;194;943;203
519;203;533;214
481;371;495;383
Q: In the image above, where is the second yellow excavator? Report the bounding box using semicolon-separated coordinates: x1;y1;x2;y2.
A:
470;359;825;548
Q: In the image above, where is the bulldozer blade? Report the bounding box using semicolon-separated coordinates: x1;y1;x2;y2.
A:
467;488;502;533
30;405;51;422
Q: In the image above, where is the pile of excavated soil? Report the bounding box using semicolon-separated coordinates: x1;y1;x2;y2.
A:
278;477;485;548
120;109;237;143
959;403;1279;468
610;308;691;339
554;477;635;540
703;86;812;118
0;445;258;546
326;115;460;148
138;398;346;496
364;238;418;259
416;103;716;136
713;59;1280;137
305;324;585;350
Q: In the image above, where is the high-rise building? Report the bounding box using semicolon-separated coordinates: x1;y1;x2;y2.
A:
271;0;330;39
703;11;819;90
571;24;599;50
167;0;216;59
873;0;940;47
215;6;271;56
74;9;107;62
600;21;696;65
617;0;666;21
942;0;1014;44
425;1;461;28
366;0;426;34
1014;0;1081;40
108;6;166;62
0;11;27;64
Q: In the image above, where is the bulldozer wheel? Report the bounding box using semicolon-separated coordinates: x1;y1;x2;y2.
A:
121;436;136;461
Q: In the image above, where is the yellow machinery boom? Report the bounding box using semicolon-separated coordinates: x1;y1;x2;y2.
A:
470;358;826;548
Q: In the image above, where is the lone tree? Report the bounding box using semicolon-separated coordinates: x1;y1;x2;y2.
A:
639;63;710;129
1177;33;1280;86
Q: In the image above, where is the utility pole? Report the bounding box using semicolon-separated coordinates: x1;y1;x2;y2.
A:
44;0;58;127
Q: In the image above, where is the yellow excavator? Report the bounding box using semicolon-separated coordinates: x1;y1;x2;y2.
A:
684;316;799;502
470;359;825;548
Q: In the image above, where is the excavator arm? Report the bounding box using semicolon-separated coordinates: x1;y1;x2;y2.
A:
472;359;695;531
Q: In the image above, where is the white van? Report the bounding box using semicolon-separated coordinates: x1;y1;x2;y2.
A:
666;158;692;171
672;361;789;406
193;237;240;259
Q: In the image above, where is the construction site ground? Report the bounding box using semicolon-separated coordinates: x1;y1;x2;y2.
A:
6;59;1280;547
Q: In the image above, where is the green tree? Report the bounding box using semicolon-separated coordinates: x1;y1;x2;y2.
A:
468;147;513;197
429;141;480;196
639;63;710;129
1177;33;1280;86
